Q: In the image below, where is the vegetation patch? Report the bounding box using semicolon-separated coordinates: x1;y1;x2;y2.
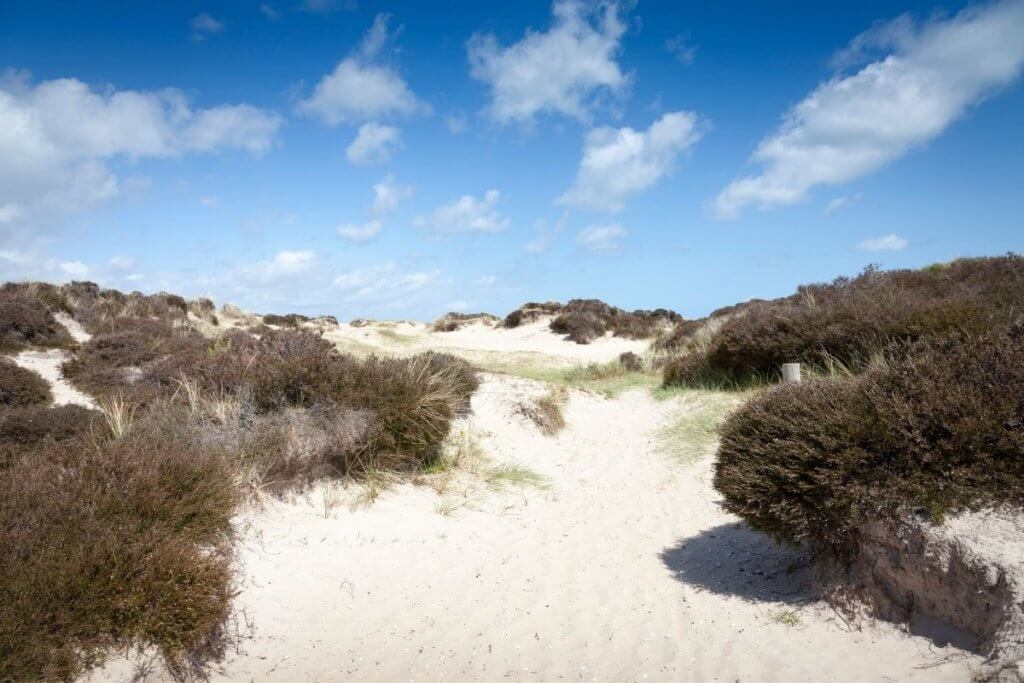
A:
663;256;1024;388
517;387;568;436
0;359;53;407
713;328;1024;554
432;311;500;332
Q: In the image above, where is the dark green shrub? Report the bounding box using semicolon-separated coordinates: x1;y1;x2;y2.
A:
665;255;1024;387
0;404;239;681
714;329;1024;553
0;359;52;406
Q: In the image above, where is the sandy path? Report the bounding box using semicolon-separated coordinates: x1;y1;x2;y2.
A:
6;313;95;408
92;375;973;682
9;349;95;408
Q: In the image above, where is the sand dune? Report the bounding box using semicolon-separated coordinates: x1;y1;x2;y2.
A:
81;321;983;681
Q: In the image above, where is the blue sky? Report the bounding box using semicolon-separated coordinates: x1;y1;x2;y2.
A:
1;0;1022;320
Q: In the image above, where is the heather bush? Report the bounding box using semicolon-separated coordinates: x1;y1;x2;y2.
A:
714;329;1024;553
665;255;1024;387
62;318;207;400
549;299;680;344
0;403;239;680
262;313;310;327
0;359;52;406
501;301;563;328
431;311;500;332
0;289;75;352
0;404;101;469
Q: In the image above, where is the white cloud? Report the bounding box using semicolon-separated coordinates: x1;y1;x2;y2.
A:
345;122;401;164
372;175;412;216
240;249;316;281
559;111;702;212
333;262;440;303
191;13;224;40
445;113;468;134
200;195;221;208
260;3;280;20
109;255;135;269
0;203;22;224
576;223;626;252
59;260;89;277
858;233;908;251
468;0;629;124
823;192;862;216
712;0;1024;220
125;273;145;282
415;190;510;234
475;275;497;287
336;220;382;243
665;34;697;65
0;72;282;220
298;14;423;126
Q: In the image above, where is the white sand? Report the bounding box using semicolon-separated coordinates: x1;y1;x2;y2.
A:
82;320;981;681
323;317;648;366
5;313;96;408
10;349;95;408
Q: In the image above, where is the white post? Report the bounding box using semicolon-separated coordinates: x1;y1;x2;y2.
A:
782;363;802;383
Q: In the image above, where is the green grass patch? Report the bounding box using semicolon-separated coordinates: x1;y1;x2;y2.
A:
655;389;751;466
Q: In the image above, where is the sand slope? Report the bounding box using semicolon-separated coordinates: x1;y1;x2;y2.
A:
78;321;983;681
98;376;971;682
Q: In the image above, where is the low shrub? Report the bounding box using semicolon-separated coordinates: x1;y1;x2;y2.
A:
501;301;563;328
665;256;1024;387
0;359;52;406
0;403;239;681
618;351;643;371
431;311;500;332
62;318;207;400
262;313;310;327
0;404;101;468
549;299;680;344
714;329;1024;553
0;289;75;352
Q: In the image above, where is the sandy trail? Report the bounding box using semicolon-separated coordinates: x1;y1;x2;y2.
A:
118;376;974;682
6;313;95;408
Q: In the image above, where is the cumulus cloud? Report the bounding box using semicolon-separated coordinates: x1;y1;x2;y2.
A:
345;122;401;164
333;262;440;303
576;223;626;252
468;0;629;124
0;71;282;221
297;14;423;126
414;190;510;234
711;0;1024;220
858;233;908;251
372;175;412;216
240;249;316;281
336;220;382;243
559;111;702;212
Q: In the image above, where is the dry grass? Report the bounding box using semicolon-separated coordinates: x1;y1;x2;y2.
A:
517;387;568;436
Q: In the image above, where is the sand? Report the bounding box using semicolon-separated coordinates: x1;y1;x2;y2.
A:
5;313;96;408
80;321;982;681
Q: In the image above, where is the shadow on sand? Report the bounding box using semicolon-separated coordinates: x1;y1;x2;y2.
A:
659;521;812;604
660;522;980;651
